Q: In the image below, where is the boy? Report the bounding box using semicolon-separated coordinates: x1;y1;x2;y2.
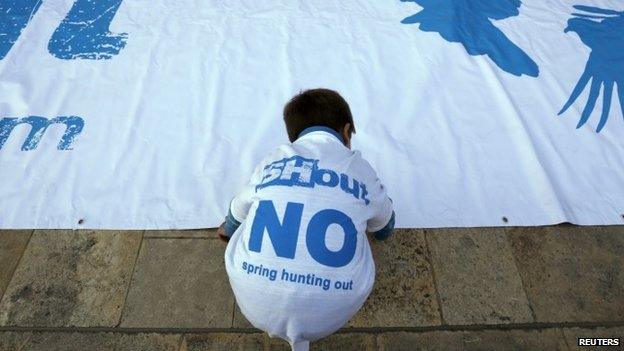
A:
218;89;395;351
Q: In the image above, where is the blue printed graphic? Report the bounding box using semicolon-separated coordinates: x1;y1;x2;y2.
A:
0;116;84;151
257;155;318;190
0;0;126;60
400;0;539;77
242;261;335;291
48;0;127;60
248;200;358;268
0;0;43;60
257;155;370;205
558;5;624;132
249;201;304;259
306;209;357;268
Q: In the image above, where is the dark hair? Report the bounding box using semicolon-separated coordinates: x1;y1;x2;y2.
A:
283;88;356;142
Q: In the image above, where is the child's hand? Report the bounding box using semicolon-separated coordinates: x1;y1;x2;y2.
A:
217;222;230;243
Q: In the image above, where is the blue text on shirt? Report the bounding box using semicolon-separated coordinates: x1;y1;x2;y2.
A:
256;155;370;205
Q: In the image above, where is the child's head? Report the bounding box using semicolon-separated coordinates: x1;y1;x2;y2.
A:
283;89;356;147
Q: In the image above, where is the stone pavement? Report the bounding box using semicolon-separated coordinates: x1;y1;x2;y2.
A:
0;225;623;350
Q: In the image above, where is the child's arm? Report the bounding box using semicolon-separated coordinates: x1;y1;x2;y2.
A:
221;186;254;238
366;179;395;241
371;208;395;240
218;161;266;241
217;208;243;242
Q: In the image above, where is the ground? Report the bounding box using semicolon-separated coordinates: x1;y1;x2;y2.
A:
0;225;623;350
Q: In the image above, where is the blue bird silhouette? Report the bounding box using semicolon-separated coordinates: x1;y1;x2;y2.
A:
559;5;624;132
400;0;539;77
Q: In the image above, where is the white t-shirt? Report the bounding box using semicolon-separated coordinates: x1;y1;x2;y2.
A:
224;129;393;351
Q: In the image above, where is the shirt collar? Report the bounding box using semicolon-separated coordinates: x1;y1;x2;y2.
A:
297;126;345;144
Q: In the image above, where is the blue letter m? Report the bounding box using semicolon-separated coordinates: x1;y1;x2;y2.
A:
249;201;303;259
0;116;84;151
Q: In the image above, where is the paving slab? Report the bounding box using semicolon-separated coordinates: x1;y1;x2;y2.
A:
182;332;377;351
426;228;533;325
507;225;624;323
233;303;254;328
144;229;217;239
377;329;569;351
348;229;441;327
181;333;266;351
562;326;624;351
309;333;377;351
265;337;293;351
267;333;377;351
120;238;234;328
0;331;181;351
0;230;142;327
0;230;32;299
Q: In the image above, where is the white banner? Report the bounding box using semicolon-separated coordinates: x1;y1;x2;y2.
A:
0;0;623;229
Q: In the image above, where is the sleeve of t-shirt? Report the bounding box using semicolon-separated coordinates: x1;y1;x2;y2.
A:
366;176;395;236
229;160;265;223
